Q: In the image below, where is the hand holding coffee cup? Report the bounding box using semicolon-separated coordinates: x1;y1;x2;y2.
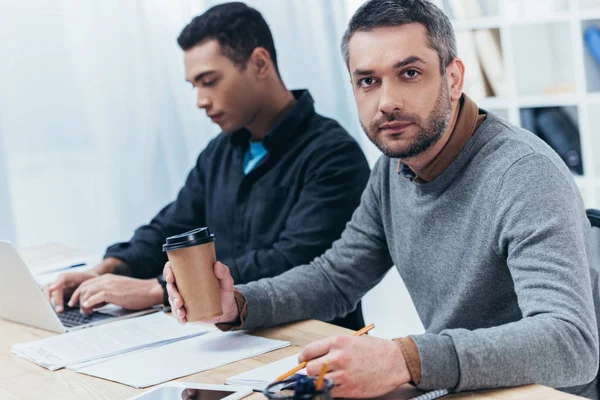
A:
163;228;239;325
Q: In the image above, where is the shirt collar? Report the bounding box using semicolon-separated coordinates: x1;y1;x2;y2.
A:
231;89;315;150
397;93;485;183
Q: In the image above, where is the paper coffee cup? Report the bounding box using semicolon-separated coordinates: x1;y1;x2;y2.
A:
163;227;222;321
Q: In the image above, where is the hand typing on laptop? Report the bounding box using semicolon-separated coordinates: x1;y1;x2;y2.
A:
42;270;99;313
43;257;163;314
68;274;164;314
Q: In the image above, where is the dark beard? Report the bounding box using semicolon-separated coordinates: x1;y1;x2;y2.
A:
362;77;452;159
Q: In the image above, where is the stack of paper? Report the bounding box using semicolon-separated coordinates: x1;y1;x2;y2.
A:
72;331;291;388
226;354;304;391
12;312;215;370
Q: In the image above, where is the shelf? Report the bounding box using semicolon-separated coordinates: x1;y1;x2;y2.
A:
580;9;600;21
508;12;572;25
451;14;578;30
512;22;575;98
518;94;579;108
451;17;503;31
586;93;600;104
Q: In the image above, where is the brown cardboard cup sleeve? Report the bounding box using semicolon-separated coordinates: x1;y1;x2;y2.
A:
163;227;223;321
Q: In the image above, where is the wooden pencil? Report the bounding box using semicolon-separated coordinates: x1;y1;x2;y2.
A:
274;323;375;382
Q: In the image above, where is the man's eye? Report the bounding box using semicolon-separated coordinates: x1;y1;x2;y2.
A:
358;77;377;88
403;69;420;79
202;79;217;87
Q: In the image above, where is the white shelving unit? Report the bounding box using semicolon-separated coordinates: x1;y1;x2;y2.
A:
434;0;600;208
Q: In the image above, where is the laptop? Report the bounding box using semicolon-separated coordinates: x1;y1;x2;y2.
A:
0;241;159;333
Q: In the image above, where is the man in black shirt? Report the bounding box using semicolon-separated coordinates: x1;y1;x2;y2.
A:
42;2;370;329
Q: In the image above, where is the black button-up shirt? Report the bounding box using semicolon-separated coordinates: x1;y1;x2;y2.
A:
105;90;370;289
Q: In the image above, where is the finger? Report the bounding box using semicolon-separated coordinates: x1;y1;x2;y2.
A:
78;283;99;306
41;285;51;302
166;283;183;308
305;355;334;377
81;291;108;314
66;273;98;307
52;286;64;313
176;305;187;322
68;284;83;308
181;389;191;400
163;262;174;283
172;304;187;323
48;274;66;291
326;372;346;397
299;337;335;364
81;301;108;315
214;262;234;292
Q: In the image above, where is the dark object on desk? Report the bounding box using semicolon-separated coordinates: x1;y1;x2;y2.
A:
519;107;583;175
263;375;333;400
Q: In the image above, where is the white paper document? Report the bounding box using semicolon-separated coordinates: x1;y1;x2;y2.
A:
225;354;305;391
73;331;291;388
11;312;214;370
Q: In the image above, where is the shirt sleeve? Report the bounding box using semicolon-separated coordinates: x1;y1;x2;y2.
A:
235;156;394;330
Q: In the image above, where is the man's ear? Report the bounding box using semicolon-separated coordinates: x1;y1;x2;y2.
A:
446;58;465;101
249;47;272;79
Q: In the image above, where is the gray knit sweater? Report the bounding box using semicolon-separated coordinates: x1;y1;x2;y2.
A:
236;112;599;398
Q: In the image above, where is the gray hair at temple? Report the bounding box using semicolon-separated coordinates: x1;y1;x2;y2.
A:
340;0;457;75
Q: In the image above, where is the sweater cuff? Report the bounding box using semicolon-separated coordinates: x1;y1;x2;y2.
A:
394;337;421;385
410;334;460;390
215;288;247;332
104;244;138;276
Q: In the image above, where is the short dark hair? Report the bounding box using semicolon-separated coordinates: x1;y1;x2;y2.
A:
341;0;457;75
178;2;280;75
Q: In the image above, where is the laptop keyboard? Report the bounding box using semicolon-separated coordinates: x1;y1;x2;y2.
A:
57;306;114;328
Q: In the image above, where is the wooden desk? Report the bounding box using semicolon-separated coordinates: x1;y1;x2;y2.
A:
0;245;583;399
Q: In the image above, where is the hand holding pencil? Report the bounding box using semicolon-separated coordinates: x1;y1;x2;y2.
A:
295;323;413;398
275;323;375;382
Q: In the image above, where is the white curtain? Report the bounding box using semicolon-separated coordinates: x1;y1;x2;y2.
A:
0;0;428;339
0;114;16;244
0;0;382;253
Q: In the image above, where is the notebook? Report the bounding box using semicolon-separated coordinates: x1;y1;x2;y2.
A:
225;354;304;391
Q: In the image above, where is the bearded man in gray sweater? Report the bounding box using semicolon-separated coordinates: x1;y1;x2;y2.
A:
165;0;599;398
